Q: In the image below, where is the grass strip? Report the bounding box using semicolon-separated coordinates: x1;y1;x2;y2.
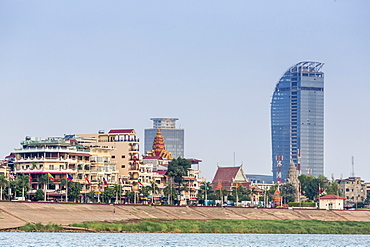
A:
69;219;370;234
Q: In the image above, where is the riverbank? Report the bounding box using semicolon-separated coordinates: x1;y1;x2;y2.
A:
11;219;370;234
2;201;370;231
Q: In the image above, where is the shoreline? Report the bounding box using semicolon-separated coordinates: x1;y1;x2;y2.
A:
6;219;370;235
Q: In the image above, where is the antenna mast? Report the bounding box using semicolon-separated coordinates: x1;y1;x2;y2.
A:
350;156;355;177
233;152;235;167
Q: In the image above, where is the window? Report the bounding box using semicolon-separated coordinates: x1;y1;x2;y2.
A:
112;156;115;159
49;165;54;170
121;155;125;158
121;165;125;168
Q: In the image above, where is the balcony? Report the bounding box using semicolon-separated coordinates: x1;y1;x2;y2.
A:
97;138;140;143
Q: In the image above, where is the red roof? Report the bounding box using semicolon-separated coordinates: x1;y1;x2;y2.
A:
153;170;167;175
108;129;134;134
186;158;202;163
318;194;346;200
212;166;242;184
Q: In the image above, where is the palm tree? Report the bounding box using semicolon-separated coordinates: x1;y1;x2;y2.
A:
198;182;212;204
114;184;122;204
38;174;52;201
16;175;31;200
0;175;8;200
60;178;69;201
181;182;190;205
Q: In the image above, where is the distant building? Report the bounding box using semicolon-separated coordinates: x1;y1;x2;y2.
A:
246;174;274;184
318;195;346;210
211;166;249;191
12;136;118;201
336;177;366;203
144;118;184;158
271;61;324;182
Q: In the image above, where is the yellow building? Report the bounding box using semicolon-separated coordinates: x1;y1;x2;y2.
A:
78;129;143;192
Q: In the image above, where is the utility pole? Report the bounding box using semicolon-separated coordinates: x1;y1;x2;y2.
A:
204;183;208;206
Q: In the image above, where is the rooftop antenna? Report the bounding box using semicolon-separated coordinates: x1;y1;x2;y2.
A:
350;156;355;177
233;152;235;167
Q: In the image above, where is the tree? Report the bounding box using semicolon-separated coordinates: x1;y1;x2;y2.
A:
16;175;31;199
238;186;251;202
68;182;82;202
281;183;296;203
144;182;159;204
34;188;44;201
126;191;136;204
298;174;319;200
326;181;341;196
0;175;8;200
167;157;191;200
114;184;123;204
198;182;212;201
9;179;19;199
163;183;177;204
140;185;151;198
86;191;95;203
60;178;69;201
102;187;115;203
365;191;370;205
38;174;53;201
317;175;329;190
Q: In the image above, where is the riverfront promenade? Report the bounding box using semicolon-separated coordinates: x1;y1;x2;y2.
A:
1;201;370;230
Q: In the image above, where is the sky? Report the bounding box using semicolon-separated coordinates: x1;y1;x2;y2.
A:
1;1;369;182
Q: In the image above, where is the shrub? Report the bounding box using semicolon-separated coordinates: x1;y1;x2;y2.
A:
288;202;315;207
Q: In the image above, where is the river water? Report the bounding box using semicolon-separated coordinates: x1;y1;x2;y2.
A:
0;232;369;246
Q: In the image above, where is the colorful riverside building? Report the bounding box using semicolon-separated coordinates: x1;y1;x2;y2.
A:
11;136;118;201
144;128;205;205
77;129;151;192
271;61;324;182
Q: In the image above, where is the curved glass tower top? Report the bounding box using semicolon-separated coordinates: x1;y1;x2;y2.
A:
271;61;324;183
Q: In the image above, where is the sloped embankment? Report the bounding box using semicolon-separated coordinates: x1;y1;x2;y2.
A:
1;201;370;230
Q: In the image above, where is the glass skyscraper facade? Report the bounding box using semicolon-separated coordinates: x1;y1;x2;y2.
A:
271;61;324;182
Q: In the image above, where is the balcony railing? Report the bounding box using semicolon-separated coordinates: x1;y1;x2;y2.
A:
14;146;90;153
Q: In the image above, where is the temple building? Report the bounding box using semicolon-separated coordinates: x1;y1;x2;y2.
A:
144;118;184;158
211;166;250;191
146;129;173;159
286;161;300;202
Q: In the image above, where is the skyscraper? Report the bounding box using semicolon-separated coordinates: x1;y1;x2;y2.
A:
144;118;184;158
271;61;324;182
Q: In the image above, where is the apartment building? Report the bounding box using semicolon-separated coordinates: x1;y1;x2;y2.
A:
336;177;366;203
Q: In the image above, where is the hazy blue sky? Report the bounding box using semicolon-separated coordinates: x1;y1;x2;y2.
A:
1;1;369;181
